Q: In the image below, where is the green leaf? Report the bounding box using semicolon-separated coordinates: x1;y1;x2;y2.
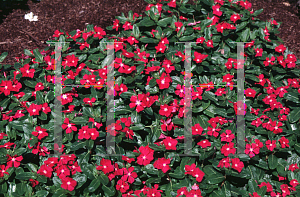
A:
35;190;49;197
0;98;10;110
288;107;300;123
139;37;159;43
236;22;248;32
157;17;172;27
257;186;267;196
72;117;88;125
35;91;44;105
240;28;250;42
88;177;101;193
252;8;263;16
130;123;145;131
144;107;153;116
99;174;109;185
23;80;37;88
268;154;278;170
73;173;87;189
207;174;225;184
33;49;43;63
70;141;86;151
133;24;140;38
86;140;94;150
0;52;8;62
102;184;116;196
203;91;218;103
284;92;300;103
136;17;156;27
15;172;36;180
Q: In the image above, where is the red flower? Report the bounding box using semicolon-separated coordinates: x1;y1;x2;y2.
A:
69;161;82;175
220;130;235;142
215;88;227;96
88;128;99;140
27;103;42;116
96;158;114;174
0;142;14;149
112;19;120;31
20;64;35;78
217;157;231;168
123;21;133;31
280;184;290;196
278;136;289;148
155;43;167;53
197;139;211;148
288;163;299;172
93;26;106;39
265;140;276;151
254;48;263;57
61;177;77;191
121;167;138;184
245;88;256;98
175;21;183;32
192;123;203;135
194;51;208;64
212;4;222;16
127;36;139;45
0;165;9;177
153;158;171;173
156;73;172;89
29;179;39;187
196;37;205;44
162;59;175;74
185;163;196;175
192;168;205;182
129;94;146;112
62;54;79;69
116;179;130;193
233;101;247;115
78;126;91;140
137;145;154;166
163;137;178;150
83;97;96;107
220;142;236;156
258;182;273;193
245;143;260;158
249;192;261;197
37;164;53;178
159;104;173;117
177;187;188;197
230;13;241;23
275;44;286;54
231;158;244;173
41;103;51;114
62;118;77;133
167;0;176;8
216;22;228;33
32;126;48;140
263;56;275;67
61;93;73;105
56;165;70;179
205;40;214;48
0;80;13;96
290;179;299;187
161;118;174;132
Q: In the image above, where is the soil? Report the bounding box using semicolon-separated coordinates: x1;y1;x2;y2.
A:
0;0;300;67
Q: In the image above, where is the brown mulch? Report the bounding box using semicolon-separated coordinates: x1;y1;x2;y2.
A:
0;0;300;66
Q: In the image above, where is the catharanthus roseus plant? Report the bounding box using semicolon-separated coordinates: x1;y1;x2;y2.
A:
0;0;300;196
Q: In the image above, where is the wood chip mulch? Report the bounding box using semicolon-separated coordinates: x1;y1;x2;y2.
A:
0;0;300;68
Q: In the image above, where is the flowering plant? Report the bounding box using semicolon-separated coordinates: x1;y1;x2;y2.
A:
0;0;300;196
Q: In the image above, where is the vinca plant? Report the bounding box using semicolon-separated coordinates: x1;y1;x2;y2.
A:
0;0;300;196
